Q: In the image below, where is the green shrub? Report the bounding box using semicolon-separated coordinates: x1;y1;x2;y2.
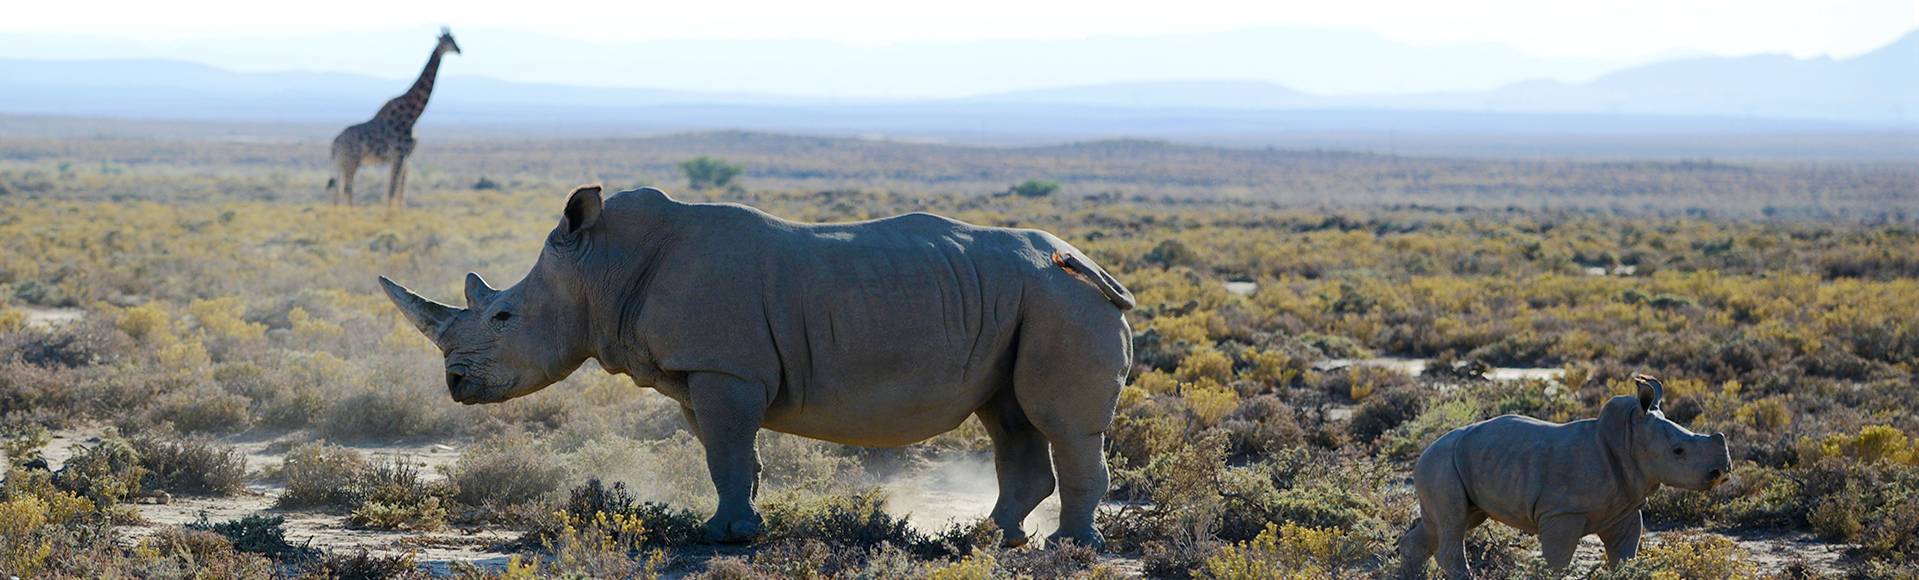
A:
1007;179;1061;198
680;156;745;190
186;513;317;561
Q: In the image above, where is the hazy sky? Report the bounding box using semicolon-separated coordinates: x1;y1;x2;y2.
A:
9;0;1914;58
5;0;1916;97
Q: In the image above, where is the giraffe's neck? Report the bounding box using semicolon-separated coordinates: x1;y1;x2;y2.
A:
378;49;444;128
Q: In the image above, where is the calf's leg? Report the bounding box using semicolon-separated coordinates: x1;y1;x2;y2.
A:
1598;511;1642;568
1538;514;1588;572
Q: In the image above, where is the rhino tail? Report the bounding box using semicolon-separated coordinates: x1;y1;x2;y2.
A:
1052;250;1136;311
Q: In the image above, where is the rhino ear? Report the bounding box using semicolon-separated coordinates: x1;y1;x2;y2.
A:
1634;374;1664;412
464;272;498;307
562;185;604;235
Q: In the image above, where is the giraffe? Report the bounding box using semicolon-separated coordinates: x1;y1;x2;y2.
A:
326;27;460;207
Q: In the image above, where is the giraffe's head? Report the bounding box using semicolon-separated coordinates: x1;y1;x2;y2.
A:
437;27;463;56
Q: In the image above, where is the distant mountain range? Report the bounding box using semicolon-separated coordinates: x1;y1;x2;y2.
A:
961;32;1919;124
1;30;1914;145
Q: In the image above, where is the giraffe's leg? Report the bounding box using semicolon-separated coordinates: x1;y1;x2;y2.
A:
337;159;360;207
396;161;409;207
387;155;409;208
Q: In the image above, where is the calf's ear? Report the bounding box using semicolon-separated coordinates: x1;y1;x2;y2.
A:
1633;374;1664;412
562;185;604;235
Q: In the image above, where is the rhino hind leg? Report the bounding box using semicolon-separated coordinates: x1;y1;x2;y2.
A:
976;390;1057;546
1413;449;1479;579
1009;282;1130;550
1399;517;1436;579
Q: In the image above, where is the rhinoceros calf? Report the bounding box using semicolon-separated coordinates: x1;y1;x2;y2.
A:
380;186;1134;547
1399;375;1731;578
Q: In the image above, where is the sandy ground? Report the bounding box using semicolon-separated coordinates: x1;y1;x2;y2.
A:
17;305;85;329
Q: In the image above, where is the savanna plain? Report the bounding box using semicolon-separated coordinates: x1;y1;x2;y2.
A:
0;124;1917;578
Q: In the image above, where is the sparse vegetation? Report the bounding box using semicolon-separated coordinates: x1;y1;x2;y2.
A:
0;127;1912;576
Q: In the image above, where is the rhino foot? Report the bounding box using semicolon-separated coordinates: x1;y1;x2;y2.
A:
1046;529;1105;552
704;514;764;544
1000;530;1030;548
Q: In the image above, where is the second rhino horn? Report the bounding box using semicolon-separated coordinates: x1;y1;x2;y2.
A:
465;272;500;307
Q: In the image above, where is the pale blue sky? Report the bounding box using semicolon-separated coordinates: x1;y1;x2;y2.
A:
5;0;1916;97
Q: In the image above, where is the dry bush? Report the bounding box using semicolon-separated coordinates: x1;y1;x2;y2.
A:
132;435;247;496
319;388;450;442
140;387;254;435
130;527;276;579
53;436;146;506
448;435;568;509
276;442;368;509
347;457;451;531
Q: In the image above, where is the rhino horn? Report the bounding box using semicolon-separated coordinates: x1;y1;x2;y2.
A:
379;276;460;346
464;272;499;307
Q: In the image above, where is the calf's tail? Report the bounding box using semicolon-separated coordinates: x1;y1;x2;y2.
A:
1052;250;1136;311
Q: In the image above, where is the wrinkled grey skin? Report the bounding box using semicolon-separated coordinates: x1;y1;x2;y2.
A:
380;186;1134;547
1399;375;1732;579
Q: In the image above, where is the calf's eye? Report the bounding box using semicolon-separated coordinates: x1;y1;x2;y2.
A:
493;311;512;322
1672;447;1686;456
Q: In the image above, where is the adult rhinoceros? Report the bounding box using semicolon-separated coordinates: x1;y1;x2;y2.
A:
379;185;1135;547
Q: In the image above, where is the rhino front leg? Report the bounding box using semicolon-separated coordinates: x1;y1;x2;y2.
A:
1598;511;1641;568
688;372;769;543
679;404;762;501
1538;514;1588;572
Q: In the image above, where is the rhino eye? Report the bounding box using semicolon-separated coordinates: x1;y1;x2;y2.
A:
492;311;513;322
1672;447;1686;457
